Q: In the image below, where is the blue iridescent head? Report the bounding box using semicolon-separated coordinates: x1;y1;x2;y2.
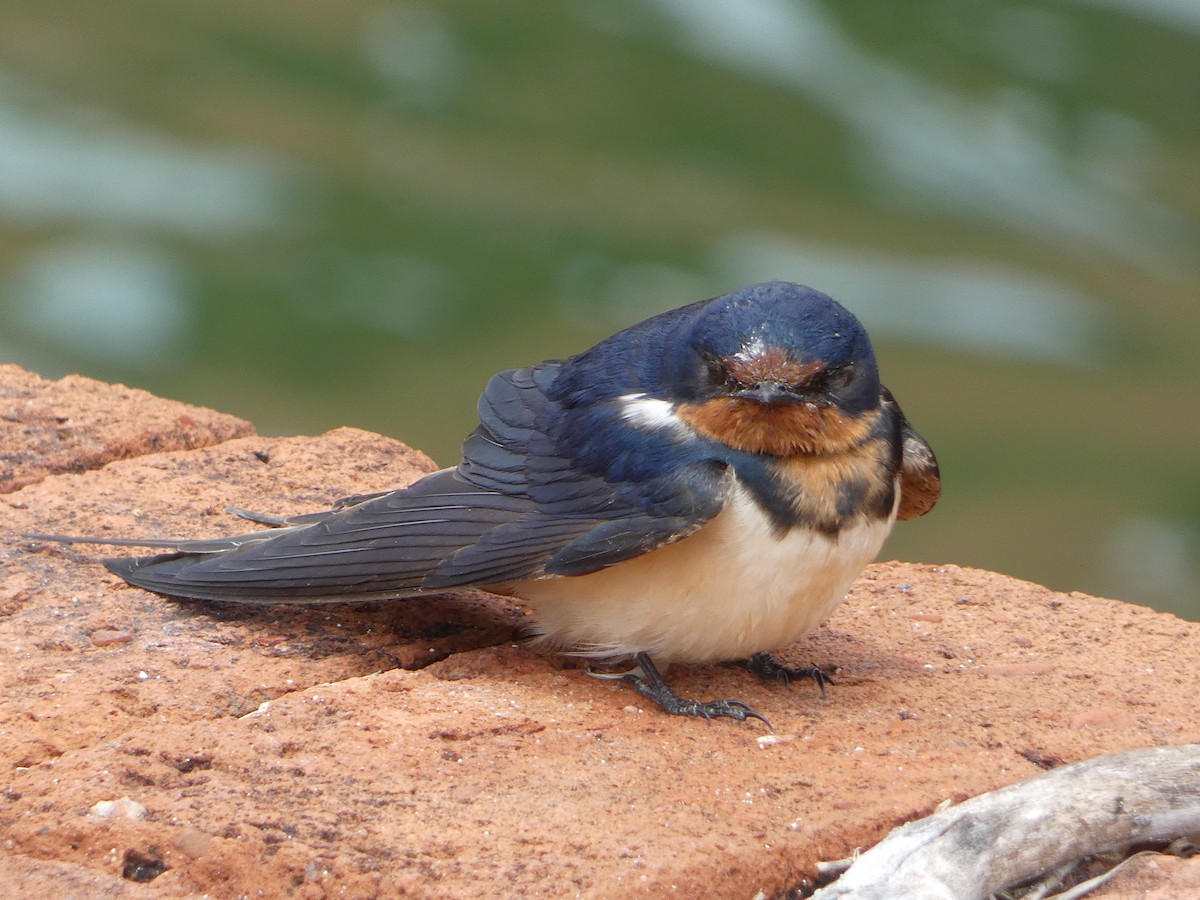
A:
667;281;881;415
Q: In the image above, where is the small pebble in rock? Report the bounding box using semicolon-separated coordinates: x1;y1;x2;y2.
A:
174;827;213;859
89;797;147;820
90;630;133;648
756;734;796;749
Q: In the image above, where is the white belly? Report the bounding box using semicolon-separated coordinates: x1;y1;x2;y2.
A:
514;483;896;664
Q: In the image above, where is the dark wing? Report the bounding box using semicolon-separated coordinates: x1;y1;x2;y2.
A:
104;470;546;602
880;386;941;521
103;364;729;603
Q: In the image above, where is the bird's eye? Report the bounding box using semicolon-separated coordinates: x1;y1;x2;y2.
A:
821;365;854;394
703;353;740;392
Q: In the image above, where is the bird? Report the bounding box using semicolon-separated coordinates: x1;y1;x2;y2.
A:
29;281;939;725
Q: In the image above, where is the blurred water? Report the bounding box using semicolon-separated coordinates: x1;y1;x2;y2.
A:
1065;0;1200;32
0;74;292;235
1109;517;1199;601
290;251;459;337
645;0;1190;267
361;5;461;106
715;234;1102;364
7;240;191;371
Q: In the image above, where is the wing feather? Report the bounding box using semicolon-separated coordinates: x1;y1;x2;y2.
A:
105;363;730;603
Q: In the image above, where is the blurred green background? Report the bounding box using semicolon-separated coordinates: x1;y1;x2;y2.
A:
1;1;1197;617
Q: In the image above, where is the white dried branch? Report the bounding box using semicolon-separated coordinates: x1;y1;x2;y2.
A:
811;744;1200;900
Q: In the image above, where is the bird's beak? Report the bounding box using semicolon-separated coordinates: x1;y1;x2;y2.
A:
735;382;799;405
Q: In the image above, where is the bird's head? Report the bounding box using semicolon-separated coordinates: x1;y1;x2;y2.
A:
666;282;882;456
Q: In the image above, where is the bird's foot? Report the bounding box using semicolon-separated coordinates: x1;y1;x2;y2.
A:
616;653;772;728
738;651;836;699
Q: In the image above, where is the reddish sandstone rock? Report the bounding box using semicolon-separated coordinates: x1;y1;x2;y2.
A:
1097;854;1200;898
0;365;1196;897
0;364;253;494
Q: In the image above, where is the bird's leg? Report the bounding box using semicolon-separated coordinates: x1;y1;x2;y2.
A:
738;651;835;699
620;652;772;728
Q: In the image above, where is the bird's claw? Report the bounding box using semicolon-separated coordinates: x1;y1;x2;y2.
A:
619;652;773;729
741;651;836;699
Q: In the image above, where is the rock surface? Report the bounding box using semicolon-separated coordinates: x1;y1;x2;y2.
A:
0;364;253;495
1;365;1197;898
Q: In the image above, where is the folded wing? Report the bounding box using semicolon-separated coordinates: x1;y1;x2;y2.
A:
106;365;729;603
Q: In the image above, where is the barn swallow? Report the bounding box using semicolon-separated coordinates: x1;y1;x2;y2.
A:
29;281;939;725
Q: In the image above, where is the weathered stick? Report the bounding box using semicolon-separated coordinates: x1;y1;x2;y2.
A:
811;744;1200;900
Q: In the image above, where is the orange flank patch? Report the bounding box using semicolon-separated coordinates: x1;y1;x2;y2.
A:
677;399;880;457
896;433;941;521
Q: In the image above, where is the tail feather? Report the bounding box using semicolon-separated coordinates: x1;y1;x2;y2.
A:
24;527;305;554
102;552;429;604
25;460;621;604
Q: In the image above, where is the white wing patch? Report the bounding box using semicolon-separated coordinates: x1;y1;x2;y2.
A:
618;393;692;438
